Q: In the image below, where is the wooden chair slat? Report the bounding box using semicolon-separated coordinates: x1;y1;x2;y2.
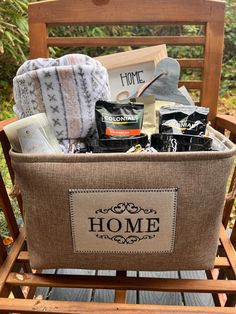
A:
0;117;17;131
16;251;231;269
230;223;236;249
178;80;202;89
16;251;30;261
205;270;225;306
219;225;236;277
28;0;225;24
216;115;236;137
214;257;230;268
47;36;205;47
11;286;25;299
0;131;23;216
229;133;236;143
178;58;204;68
223;197;235;228
1;298;236;314
201;21;225;123
225;293;236;307
215;112;236;244
222;166;236;227
114;271;127;303
0;236;7;265
0;130;15;184
0;228;26;297
29;22;48;58
7;272;236;293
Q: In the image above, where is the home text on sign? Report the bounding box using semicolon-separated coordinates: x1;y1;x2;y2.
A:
120;70;145;87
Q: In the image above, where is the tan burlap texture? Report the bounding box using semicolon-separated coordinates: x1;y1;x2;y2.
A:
10;127;236;271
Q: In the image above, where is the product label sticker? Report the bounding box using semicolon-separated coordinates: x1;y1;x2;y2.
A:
95;101;144;138
69;188;177;254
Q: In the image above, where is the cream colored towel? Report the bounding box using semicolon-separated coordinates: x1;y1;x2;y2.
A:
13;54;111;150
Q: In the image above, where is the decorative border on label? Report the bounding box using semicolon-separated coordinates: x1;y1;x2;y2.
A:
69;188;178;254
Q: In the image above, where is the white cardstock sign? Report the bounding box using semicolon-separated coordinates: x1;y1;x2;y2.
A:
69;188;177;254
96;45;168;102
108;62;155;101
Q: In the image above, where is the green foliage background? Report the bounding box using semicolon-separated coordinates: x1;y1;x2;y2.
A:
0;0;236;121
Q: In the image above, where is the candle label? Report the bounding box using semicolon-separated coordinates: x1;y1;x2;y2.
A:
17;124;55;154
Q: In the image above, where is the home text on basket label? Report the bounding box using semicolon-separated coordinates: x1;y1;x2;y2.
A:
88;217;160;233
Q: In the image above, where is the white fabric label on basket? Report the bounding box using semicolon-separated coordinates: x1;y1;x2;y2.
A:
69;188;177;254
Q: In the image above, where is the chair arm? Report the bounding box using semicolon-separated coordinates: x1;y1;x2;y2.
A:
215;114;236;136
0;117;17;132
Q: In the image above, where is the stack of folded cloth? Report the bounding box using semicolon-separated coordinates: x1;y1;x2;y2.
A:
13;54;111;152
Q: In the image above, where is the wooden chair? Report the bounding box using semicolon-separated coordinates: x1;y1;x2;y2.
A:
0;0;236;312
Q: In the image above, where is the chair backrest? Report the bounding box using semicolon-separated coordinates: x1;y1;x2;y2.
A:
28;0;225;125
2;2;236;310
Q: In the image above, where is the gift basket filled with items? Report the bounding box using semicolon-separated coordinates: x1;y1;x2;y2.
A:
3;46;236;272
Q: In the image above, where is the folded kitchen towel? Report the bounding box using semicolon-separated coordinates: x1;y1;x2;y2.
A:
13;54;111;149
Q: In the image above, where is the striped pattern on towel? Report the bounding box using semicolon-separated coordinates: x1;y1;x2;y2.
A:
13;54;111;150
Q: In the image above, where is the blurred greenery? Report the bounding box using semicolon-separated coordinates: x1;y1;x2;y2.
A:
222;0;236;93
0;0;29;119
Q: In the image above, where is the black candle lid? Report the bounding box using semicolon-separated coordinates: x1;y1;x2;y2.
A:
98;133;148;152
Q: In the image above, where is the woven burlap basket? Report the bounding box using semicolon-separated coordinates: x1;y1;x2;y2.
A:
11;127;236;271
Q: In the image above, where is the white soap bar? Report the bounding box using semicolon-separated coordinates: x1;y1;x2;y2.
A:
3;113;62;153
